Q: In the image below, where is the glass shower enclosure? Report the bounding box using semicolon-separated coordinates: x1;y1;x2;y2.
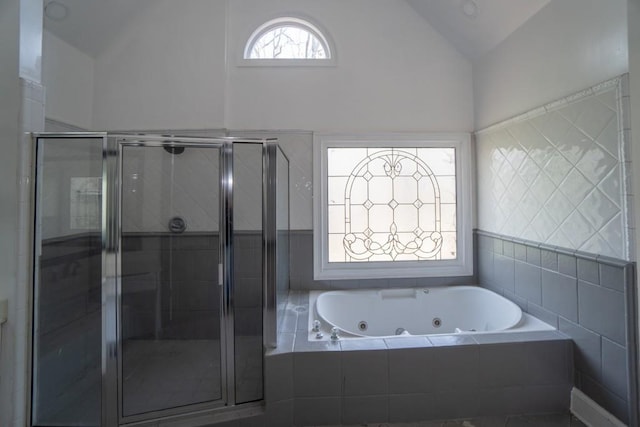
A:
29;133;289;426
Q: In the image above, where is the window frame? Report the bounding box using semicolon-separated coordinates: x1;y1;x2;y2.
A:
313;133;474;280
240;16;336;67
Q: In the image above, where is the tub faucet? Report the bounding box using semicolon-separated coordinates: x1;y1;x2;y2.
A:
312;320;321;333
330;327;340;341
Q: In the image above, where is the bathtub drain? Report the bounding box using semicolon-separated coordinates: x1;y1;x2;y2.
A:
357;321;368;331
432;317;442;328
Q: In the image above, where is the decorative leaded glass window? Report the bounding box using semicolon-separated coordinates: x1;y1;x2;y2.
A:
243;17;334;65
314;134;473;280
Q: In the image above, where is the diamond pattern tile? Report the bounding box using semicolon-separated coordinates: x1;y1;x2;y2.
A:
596;90;617;111
599;213;624;259
579;189;619;230
517;156;540;184
563;210;595;248
530;209;557;241
532;112;571;146
598;166;622;209
575;143;618;186
595;116;620;158
519;191;542;223
556;126;591;164
543;155;573;186
572;97;617;140
558;168;591;208
529;173;555;204
477;85;630;260
122;147;222;233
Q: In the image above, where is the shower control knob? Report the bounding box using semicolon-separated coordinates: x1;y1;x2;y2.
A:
168;216;187;233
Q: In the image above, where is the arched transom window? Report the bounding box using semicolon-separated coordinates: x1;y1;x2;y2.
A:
244;17;332;60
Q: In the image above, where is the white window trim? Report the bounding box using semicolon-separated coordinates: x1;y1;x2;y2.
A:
313;132;474;280
239;16;336;67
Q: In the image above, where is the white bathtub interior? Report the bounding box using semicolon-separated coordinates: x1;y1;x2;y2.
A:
308;286;554;341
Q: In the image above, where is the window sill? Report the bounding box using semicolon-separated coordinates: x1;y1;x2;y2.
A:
236;58;337;67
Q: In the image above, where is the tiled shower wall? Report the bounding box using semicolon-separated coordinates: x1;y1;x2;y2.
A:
120;232;266;340
476;76;632;260
475;75;637;425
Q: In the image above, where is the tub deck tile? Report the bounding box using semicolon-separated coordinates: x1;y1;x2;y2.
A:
340;338;387;351
473;330;564;344
384;336;432;349
428;335;477;347
294;332;341;352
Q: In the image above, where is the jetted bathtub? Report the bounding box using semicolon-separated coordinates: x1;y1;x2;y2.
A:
309;286;527;339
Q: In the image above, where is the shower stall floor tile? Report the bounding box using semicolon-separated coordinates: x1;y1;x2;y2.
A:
122;339;222;416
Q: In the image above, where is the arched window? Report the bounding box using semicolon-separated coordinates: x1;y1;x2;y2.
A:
244;17;333;62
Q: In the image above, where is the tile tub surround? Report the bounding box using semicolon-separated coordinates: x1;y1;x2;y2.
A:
475;76;632;261
262;291;574;426
476;230;638;425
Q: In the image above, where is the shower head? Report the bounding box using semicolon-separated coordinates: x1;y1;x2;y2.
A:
163;146;185;155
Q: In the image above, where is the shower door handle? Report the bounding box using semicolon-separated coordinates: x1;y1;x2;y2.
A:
218;263;223;286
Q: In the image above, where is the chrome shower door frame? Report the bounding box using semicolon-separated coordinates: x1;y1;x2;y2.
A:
111;136;229;426
263;141;289;349
29;133;281;427
30;133;110;427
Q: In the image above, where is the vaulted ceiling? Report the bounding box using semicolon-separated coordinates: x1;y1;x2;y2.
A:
43;0;551;60
406;0;551;59
43;0;151;57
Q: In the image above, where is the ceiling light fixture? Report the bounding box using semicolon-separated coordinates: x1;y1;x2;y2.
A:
44;1;69;21
461;0;478;19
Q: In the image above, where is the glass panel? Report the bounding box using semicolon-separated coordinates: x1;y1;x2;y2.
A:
32;138;103;426
233;143;264;404
327;147;457;262
250;26;327;59
275;148;290;340
120;145;222;417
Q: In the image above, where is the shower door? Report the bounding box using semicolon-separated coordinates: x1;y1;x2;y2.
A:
117;139;227;423
31;134;274;427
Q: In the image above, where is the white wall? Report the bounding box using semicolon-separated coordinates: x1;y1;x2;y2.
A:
0;0;20;303
474;0;628;129
89;0;472;133
84;0;473;232
2;1;45;425
226;0;473;132
92;0;227;130
0;0;21;424
19;0;42;82
43;31;94;129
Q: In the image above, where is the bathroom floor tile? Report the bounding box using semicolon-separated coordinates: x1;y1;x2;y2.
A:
307;412;587;427
505;413;586;426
